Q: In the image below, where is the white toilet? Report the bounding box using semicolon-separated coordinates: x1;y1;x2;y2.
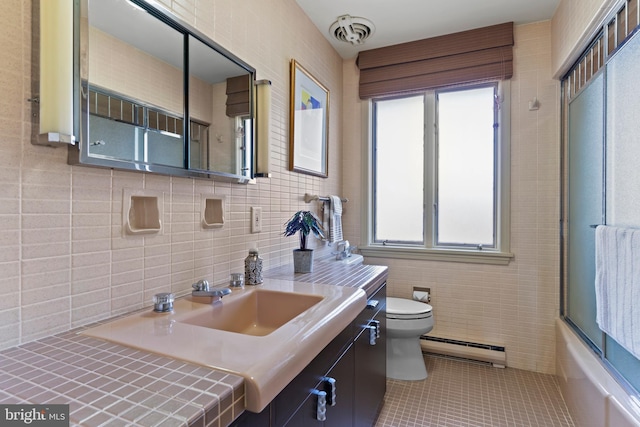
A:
386;297;434;380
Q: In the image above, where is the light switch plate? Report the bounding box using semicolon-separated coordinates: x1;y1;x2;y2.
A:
251;207;262;233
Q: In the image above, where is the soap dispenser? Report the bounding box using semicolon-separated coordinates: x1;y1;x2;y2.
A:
244;248;263;285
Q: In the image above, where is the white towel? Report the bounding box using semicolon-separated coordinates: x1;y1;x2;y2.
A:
321;201;330;241
595;225;640;359
328;195;343;243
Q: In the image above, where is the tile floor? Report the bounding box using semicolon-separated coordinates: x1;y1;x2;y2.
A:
375;355;575;427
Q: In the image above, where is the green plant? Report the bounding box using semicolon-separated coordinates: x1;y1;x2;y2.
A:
283;210;325;250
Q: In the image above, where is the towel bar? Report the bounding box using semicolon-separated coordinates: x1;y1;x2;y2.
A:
304;193;348;203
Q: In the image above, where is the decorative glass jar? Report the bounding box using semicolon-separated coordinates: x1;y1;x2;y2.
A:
244;249;263;285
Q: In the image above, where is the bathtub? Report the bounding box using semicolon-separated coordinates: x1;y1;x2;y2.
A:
556;319;640;427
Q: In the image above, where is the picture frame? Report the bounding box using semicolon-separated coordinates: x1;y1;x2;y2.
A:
289;60;329;177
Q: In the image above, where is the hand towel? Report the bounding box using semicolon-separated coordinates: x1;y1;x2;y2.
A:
321;201;331;241
595;225;640;359
328;195;343;243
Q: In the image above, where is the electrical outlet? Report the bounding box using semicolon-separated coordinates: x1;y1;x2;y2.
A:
251;207;262;233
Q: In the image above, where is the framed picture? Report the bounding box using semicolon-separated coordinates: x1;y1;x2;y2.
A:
289;60;329;177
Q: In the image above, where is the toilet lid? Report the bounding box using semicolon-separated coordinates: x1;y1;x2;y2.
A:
387;297;432;315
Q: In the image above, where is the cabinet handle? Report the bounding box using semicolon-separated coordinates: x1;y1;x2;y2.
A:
322;376;337;406
312;389;327;421
369;320;380;345
367;299;379;309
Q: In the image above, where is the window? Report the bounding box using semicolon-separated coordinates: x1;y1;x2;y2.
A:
374;95;425;243
363;82;512;265
436;86;496;247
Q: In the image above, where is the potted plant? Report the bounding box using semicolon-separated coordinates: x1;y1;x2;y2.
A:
283;210;325;273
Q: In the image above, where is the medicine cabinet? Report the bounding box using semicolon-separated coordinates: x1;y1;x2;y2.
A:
68;0;256;183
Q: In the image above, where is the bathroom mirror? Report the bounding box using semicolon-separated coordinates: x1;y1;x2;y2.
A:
69;0;256;183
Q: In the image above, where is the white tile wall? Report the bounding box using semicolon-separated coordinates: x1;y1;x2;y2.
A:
2;0;569;377
342;22;561;375
0;0;342;349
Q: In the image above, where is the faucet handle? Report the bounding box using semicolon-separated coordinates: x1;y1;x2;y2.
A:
152;292;175;313
192;279;210;292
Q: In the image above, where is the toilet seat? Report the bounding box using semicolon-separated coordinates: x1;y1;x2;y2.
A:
386;297;433;320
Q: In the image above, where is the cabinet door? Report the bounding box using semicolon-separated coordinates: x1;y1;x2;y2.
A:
275;325;353;426
324;344;355;427
284;390;325;427
228;406;271;427
285;345;354;427
354;286;386;427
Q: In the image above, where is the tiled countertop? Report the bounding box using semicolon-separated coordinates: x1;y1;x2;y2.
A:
0;261;388;427
0;330;244;427
265;261;388;297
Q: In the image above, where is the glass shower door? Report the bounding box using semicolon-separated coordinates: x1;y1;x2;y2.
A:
566;72;604;349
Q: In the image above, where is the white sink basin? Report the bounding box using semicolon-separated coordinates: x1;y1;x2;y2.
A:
81;280;366;413
177;289;324;336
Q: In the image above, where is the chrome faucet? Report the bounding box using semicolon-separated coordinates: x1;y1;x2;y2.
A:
336;240;354;260
191;279;232;299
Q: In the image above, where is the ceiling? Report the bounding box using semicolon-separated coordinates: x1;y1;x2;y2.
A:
296;0;560;58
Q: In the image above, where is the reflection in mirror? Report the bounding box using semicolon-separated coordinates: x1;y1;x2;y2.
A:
73;0;256;182
187;35;252;176
86;0;185;168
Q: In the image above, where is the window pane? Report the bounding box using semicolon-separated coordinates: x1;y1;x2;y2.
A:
374;96;424;242
437;86;495;246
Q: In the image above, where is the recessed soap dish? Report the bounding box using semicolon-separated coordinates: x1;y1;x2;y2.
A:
123;189;163;235
201;195;225;229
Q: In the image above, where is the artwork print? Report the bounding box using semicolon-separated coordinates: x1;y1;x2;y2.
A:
289;60;329;177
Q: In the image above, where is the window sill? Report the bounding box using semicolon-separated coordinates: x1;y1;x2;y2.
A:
359;245;514;266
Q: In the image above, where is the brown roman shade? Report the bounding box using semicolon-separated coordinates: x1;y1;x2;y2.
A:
226;74;251;117
356;22;514;99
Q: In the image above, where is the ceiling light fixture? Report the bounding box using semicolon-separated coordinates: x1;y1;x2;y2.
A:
329;15;375;45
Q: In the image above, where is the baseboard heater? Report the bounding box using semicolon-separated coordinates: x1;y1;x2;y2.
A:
420;336;506;368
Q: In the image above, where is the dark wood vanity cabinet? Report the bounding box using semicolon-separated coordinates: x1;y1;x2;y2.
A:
354;284;386;427
232;283;387;427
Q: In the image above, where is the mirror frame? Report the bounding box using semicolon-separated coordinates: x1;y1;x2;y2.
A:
68;0;257;183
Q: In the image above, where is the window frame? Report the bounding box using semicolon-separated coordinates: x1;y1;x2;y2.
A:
360;81;513;265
